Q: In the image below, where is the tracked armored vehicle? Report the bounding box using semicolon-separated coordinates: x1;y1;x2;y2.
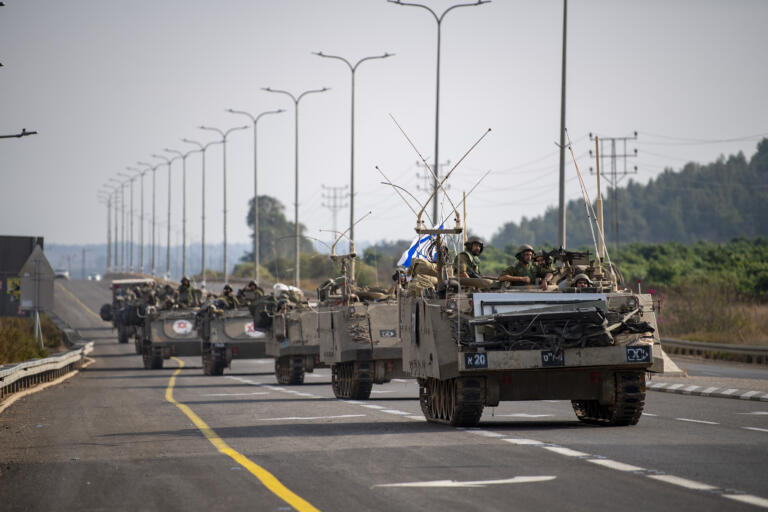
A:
402;242;661;427
138;307;201;369
100;278;155;345
261;284;323;385
195;299;271;376
316;245;406;400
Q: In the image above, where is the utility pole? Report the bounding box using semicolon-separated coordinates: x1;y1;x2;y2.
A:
321;185;349;246
82;248;86;279
557;0;568;249
589;132;638;253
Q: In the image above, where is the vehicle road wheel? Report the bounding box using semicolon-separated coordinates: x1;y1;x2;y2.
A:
419;377;484;427
571;371;646;426
118;326;129;344
202;347;226;376
331;362;373;400
142;345;163;370
275;356;304;385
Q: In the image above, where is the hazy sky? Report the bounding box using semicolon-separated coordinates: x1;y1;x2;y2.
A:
1;0;767;254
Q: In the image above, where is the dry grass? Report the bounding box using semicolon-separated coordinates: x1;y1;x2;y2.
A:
0;315;66;365
659;284;768;345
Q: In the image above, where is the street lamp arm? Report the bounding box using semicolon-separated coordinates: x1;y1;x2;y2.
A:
199;126;225;138
224;125;249;137
313;51;353;71
262;87;298;103
353;53;395;70
226;108;255;122
297;87;330;103
387;0;439;22
439;0;490;21
388;0;489;22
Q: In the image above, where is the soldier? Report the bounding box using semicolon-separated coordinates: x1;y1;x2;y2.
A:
499;244;538;286
388;266;408;295
572;273;592;288
218;284;239;310
534;251;555;290
236;280;264;306
453;236;484;279
176;276;198;308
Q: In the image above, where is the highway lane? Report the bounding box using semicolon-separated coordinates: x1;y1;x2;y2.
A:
1;280;766;511
673;356;768;381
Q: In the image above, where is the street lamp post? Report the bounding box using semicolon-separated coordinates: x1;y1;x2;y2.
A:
182;138;221;289
388;0;490;224
127;166;148;274
108;177;124;271
226;107;284;284
262;86;329;288
313;51;393;246
117;172;134;272
198;125;248;284
152;153;179;279
164;148;196;279
138;161;159;276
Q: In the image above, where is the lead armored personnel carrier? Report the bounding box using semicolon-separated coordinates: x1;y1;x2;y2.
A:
316;241;406;400
100;278;156;345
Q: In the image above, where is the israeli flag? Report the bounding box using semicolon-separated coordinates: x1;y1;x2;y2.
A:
397;224;444;268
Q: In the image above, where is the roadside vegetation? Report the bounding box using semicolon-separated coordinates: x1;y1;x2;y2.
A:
0;315;66;365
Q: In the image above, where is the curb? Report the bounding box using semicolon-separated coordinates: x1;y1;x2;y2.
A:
649;381;768;402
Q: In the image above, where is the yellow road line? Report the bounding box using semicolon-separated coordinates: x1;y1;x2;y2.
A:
165;357;320;512
55;282;104;322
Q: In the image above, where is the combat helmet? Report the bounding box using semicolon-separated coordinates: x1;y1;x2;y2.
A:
515;244;535;259
223;283;233;292
572;273;593;287
464;236;484;254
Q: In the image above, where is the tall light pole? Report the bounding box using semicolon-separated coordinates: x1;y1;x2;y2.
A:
263;86;329;288
152;153;179;279
108;177;124;272
313;51;393;247
198;125;248;284
226;107;284;284
127;166;148;274
182;138;221;289
164;148;196;279
138;161;159;276
99;186;116;273
388;0;490;224
117;172;135;271
557;0;568;248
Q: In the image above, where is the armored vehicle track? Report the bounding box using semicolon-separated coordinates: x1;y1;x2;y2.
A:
331;361;374;399
571;370;646;426
418;376;485;427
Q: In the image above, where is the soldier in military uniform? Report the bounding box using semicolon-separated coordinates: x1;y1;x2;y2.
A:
219;283;239;310
499;244;538;286
572;273;592;288
453;236;484;279
176;276;198;308
534;250;555;290
236;280;264;306
388;266;408;295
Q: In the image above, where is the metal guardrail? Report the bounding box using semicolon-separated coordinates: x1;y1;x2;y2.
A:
0;342;94;400
661;337;768;365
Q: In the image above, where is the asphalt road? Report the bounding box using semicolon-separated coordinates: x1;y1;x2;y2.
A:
1;280;767;511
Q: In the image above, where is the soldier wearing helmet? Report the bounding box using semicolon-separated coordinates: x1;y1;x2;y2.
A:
534;250;555;290
499;244;538;286
176;276;199;308
388;266;409;295
572;273;593;288
453;236;484;279
237;280;264;305
219;283;239;310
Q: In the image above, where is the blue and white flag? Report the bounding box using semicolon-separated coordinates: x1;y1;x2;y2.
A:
397;224;444;269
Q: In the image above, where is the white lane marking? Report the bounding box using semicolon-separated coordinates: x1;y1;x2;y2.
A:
392;379;408;383
762;394;768;400
201;392;269;397
667;384;684;390
724;494;768;508
701;387;720;395
374;476;556;488
543;446;589;457
683;385;700;393
743;427;768;433
642;413;658;417
343;400;363;405
306;374;326;378
493;413;554;418
647;474;717;491
406;416;426;421
721;388;738;395
293;393;318;398
228;376;260;384
467;430;505;438
588;459;645;472
650;382;667;389
503;438;544;446
737;411;768;415
360;404;385;409
370;390;395;394
741;391;760;400
675;418;719;425
381;409;411;415
258;414;366;421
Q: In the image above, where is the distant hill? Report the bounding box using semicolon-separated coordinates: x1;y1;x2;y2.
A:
491;138;768;250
